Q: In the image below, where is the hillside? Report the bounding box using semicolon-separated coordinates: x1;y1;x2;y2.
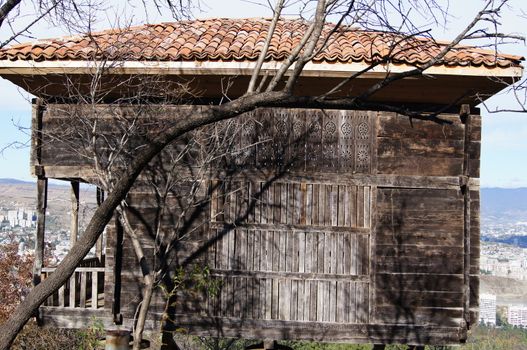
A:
0;178;97;232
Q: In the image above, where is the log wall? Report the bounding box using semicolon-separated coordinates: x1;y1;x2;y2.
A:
34;103;480;345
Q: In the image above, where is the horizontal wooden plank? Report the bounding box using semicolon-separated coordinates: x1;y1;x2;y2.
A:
375;245;463;259
377;137;464;158
375;273;463;292
374;306;463;327
376;257;463;274
376;291;464;308
210;269;371;281
377;113;465;140
162;315;465;345
376;229;463;247
377;156;464;176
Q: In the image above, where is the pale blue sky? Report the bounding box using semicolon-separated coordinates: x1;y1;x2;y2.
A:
0;0;526;187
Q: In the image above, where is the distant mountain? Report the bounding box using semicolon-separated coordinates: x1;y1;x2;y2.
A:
0;178;34;185
481;188;527;224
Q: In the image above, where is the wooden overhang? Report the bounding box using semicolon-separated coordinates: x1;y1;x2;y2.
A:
0;18;523;106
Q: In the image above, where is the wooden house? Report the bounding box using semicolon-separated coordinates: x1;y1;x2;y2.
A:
0;18;523;346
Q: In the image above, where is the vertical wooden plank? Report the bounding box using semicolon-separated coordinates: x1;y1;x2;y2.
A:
230;182;237;223
324;185;331;226
58;285;65;307
234;277;241;317
95;187;104;261
331;185;338;227
357;283;369;323
357;186;365;228
357;235;364;275
254;230;261;271
350;282;357;323
300;183;307;225
305;233;312;273
33;177;47;287
336;233;343;275
69;273;76;308
210;180;218;221
272;278;279;319
247;229;254;271
70;180;80;248
79;271;87;308
319;183;326;226
279;280;287;320
285;231;292;272
344;186;350;227
291;279;298;321
299;232;305;273
240;229;247;270
228;229;235;270
91;271;98;309
351;234;357;275
264;278;271;319
305;184;312;226
461;104;473;327
364;186;371;228
330;232;337;274
317;232;325;274
287;182;294;224
292;231;299;273
241;181;248;223
299;280;306;321
272;183;280;224
224;277;231;317
264;230;271;271
369;185;378;321
343;233;351;275
350;185;357;228
317;281;324;322
272;231;280;272
338;185;345;227
312;184;319;225
330;281;337;323
306;280;317;321
259;182;266;224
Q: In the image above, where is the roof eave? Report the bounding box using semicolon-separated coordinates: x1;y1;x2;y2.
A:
0;60;522;79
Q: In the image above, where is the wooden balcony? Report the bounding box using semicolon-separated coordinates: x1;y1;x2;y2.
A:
38;257;112;328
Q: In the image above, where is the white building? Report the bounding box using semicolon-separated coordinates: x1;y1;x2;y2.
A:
508;305;527;327
5;208;36;228
479;293;496;326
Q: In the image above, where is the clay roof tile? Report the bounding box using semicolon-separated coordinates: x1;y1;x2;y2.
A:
0;18;521;68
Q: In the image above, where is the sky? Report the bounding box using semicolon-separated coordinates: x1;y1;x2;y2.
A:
0;0;526;187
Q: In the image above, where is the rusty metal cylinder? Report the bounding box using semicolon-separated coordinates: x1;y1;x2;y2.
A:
105;329;130;350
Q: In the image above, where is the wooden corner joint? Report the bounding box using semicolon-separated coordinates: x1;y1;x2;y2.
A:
34;165;45;177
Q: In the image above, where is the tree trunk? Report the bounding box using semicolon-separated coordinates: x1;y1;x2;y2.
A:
0;92;286;350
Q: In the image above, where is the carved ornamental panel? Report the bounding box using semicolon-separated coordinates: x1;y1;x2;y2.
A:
233;108;375;174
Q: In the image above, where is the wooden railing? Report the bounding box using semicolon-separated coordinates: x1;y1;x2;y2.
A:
41;266;105;309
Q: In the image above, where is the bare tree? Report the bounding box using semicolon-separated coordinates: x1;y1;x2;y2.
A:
0;0;524;348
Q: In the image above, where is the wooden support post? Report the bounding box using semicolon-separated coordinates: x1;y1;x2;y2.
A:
460;104;472;330
70;180;80;247
96;187;105;261
33;177;48;287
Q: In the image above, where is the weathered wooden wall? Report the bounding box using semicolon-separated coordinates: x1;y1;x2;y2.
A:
35;103;480;345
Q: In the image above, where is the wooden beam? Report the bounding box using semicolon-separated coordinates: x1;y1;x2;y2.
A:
460;104;472;330
30;98;44;169
33;177;47;287
70;180;79;247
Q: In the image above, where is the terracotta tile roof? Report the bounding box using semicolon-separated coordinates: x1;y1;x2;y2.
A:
0;18;522;68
